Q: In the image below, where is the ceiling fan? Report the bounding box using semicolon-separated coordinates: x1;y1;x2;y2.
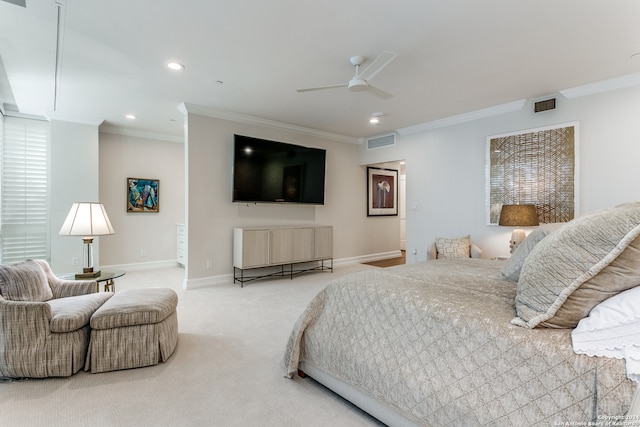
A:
297;51;397;100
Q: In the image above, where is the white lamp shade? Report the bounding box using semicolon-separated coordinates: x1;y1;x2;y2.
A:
59;202;115;236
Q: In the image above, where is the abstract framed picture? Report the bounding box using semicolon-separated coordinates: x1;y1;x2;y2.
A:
367;167;398;216
485;122;578;225
127;178;159;213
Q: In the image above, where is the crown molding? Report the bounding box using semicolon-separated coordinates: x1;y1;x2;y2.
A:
397;99;527;136
179;103;359;144
559;72;640;99
99;125;183;143
46;111;103;126
2;109;49;122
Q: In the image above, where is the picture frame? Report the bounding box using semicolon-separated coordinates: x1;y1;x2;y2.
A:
367;167;398;216
485;122;578;225
127;178;160;213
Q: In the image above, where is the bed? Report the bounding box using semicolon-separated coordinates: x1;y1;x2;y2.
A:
283;203;640;426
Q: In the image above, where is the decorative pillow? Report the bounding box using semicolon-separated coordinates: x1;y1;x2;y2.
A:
435;235;470;259
512;204;640;328
572;285;640;382
500;223;564;282
0;259;52;302
572;285;640;356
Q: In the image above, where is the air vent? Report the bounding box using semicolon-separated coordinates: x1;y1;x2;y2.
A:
367;133;396;150
534;98;556;113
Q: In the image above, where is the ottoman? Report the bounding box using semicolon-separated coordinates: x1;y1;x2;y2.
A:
85;288;178;373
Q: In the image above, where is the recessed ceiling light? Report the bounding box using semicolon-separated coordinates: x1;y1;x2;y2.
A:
167;62;185;70
125;114;136;119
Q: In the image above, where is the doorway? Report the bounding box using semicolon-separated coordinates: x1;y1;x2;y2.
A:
366;159;407;264
399;162;406;251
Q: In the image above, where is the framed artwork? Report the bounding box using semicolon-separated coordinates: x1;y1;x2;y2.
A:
127;178;160;213
367;167;398;216
486;122;578;225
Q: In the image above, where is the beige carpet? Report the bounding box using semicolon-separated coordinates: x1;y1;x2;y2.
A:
0;263;386;427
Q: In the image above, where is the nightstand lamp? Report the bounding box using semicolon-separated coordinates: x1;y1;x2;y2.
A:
499;204;539;253
59;202;115;279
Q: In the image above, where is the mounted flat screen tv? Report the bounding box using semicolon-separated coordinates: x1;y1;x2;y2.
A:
232;134;327;205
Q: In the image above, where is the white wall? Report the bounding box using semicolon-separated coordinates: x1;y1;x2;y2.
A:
182;109;401;287
98;132;185;267
49;82;640;279
359;85;640;261
50;120;100;274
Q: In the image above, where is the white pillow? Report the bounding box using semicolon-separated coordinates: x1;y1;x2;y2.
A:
572;286;640;382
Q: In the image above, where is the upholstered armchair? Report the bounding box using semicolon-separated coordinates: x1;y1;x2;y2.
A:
427;235;483;260
0;259;113;378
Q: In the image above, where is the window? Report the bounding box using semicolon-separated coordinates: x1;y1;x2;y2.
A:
0;116;50;263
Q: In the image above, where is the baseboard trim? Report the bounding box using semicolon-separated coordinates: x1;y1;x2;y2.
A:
183;274;233;290
99;259;179;271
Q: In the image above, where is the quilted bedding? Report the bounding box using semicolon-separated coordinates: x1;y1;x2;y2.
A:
283;259;636;426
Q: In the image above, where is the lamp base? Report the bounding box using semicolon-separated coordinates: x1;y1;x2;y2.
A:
75;270;101;279
509;228;527;253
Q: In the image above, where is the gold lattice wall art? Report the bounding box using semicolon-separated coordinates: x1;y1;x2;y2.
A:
486;122;578;225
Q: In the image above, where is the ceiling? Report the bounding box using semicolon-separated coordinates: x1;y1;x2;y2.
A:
1;0;640;141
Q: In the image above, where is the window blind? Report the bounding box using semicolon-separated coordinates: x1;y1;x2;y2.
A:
0;116;50;263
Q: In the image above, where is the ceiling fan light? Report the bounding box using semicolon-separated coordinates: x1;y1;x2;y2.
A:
348;79;369;91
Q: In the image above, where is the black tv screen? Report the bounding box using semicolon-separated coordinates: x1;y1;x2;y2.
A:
232;134;326;204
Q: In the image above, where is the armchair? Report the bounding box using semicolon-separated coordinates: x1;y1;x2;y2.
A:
0;260;112;378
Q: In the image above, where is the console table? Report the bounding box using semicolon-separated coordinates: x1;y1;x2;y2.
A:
233;225;333;287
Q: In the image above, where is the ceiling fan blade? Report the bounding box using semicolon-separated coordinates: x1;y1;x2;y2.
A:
296;83;347;93
358;51;397;81
366;85;394;100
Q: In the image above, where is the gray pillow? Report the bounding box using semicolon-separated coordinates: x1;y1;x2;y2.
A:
500;223;564;281
0;259;52;302
513;205;640;328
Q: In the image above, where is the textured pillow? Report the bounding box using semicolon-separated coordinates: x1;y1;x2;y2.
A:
435;235;470;259
500;223;564;282
513;205;640;328
0;260;52;302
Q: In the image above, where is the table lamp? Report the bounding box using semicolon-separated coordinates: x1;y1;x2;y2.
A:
59;202;115;279
499;204;539;253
